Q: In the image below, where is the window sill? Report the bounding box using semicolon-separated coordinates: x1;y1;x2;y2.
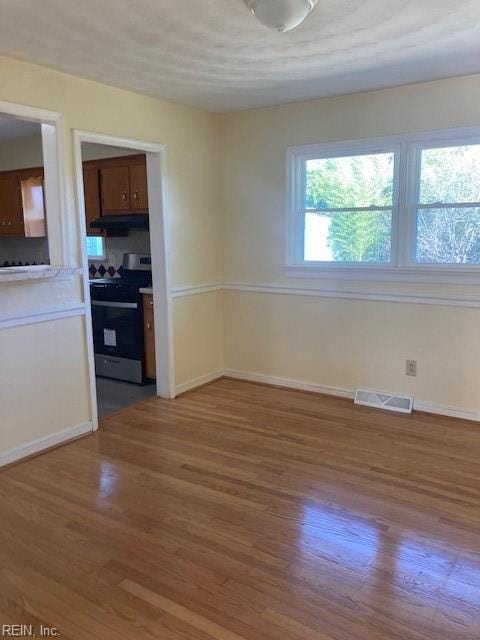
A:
0;265;83;285
285;264;480;285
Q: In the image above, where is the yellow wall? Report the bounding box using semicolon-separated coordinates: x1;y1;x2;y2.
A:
0;316;91;450
220;75;480;415
0;57;223;454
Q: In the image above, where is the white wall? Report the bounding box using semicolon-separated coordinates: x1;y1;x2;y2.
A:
220;74;480;417
0;132;43;170
0;56;223;457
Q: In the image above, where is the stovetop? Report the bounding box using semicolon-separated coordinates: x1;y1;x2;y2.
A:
90;274;152;302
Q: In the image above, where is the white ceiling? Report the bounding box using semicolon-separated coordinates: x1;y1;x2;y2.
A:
0;0;479;112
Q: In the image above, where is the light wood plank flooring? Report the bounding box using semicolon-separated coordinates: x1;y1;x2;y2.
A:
1;378;480;639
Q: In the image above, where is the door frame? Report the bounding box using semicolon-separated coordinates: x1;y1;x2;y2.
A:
73;130;175;430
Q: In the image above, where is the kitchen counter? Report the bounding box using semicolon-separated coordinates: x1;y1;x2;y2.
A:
139;287;153;294
0;265;82;285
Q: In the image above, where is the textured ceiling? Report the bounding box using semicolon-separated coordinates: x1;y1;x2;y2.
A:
0;0;479;112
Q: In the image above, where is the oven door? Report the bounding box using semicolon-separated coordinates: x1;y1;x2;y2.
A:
91;300;143;360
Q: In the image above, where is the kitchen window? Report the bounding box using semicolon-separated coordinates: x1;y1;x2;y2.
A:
287;129;480;281
86;236;105;260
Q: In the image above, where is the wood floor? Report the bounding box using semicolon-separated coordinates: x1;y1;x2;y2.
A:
1;378;480;639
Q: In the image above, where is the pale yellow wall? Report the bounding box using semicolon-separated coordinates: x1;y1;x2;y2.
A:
220;74;480;413
174;290;224;385
0;57;223;454
3;58;480;458
0;316;91;450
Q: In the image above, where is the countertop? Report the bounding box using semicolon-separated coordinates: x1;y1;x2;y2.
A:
139;287;153;295
0;265;82;285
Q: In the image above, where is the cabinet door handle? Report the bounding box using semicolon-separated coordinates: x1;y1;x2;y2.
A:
147;321;151;330
122;193;127;201
133;191;138;200
7;221;12;227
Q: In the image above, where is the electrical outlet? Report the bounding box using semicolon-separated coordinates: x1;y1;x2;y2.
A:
406;360;417;377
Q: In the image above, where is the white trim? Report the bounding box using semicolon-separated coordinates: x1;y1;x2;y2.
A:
222;369;480;422
146;150;176;400
72;129;175;432
223;281;480;309
284;265;480;284
0;421;93;468
0;303;86;330
175;370;224;396
223;368;353;399
0;99;69;270
168;280;480;308
0;100;61;124
413;400;480;422
171;283;223;298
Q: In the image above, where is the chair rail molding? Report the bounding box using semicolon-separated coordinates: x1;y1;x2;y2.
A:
168;280;480;308
222;281;480;308
0;303;86;330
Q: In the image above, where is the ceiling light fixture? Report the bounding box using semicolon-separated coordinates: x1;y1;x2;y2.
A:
244;0;318;32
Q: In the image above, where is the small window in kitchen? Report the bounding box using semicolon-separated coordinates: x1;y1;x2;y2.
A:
86;236;105;260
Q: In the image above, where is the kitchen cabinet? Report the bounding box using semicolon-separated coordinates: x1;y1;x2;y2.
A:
143;293;156;380
82;155;149;233
21;176;46;237
100;165;131;214
83;166;103;237
130;161;148;212
0;174;22;235
0;168;45;237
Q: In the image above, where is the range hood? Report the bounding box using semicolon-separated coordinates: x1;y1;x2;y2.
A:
90;214;149;231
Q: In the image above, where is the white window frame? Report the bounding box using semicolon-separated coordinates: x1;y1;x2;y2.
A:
286;127;480;284
0;100;69;273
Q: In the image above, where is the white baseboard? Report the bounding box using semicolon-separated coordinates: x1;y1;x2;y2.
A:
175;369;224;396
0;421;93;468
222;368;480;422
223;369;354;399
413;400;480;422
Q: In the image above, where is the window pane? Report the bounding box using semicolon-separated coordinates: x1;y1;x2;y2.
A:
305;153;394;209
415;207;480;264
304;210;392;262
86;236;105;258
420;145;480;204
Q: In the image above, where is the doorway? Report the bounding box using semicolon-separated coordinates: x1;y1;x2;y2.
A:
73;131;174;429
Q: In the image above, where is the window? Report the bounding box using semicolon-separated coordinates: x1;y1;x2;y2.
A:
287;131;480;279
304;152;395;263
415;144;480;264
86;236;105;260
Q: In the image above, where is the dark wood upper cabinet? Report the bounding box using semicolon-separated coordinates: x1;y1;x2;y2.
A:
100;165;131;214
83;166;102;237
130;161;148;212
82;154;149;234
0;167;46;237
0;174;23;235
